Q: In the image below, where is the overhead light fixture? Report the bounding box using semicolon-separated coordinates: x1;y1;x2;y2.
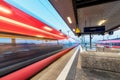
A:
0;5;12;14
98;19;107;26
73;29;75;32
0;16;65;39
44;26;53;31
67;17;72;24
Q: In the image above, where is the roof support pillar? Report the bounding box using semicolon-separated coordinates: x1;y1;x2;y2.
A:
11;38;16;46
90;34;92;49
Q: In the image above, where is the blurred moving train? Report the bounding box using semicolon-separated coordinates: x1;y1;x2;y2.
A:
96;38;120;48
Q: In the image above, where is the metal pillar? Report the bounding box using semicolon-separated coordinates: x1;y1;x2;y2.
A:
90;34;92;49
11;38;16;46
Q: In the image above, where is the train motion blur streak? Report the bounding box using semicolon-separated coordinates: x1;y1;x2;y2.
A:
96;38;120;48
0;1;67;39
0;45;78;80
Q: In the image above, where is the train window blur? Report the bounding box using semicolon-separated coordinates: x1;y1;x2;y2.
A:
118;43;120;46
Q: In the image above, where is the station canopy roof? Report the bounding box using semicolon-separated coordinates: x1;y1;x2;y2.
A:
50;0;120;34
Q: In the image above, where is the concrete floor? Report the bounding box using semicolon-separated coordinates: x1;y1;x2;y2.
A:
31;48;120;80
75;52;120;80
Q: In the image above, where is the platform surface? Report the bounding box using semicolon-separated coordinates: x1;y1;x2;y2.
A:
30;47;77;80
75;51;120;80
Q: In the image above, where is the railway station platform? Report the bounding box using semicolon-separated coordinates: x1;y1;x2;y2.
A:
1;0;120;80
75;50;120;80
30;46;120;80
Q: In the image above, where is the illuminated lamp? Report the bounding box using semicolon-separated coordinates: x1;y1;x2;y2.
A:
67;17;72;24
98;19;107;26
0;5;12;14
73;28;75;32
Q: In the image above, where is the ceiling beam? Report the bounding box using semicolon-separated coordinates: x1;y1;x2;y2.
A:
76;0;118;9
72;0;78;25
106;24;120;32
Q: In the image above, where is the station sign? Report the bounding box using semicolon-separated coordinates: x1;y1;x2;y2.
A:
84;26;105;33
